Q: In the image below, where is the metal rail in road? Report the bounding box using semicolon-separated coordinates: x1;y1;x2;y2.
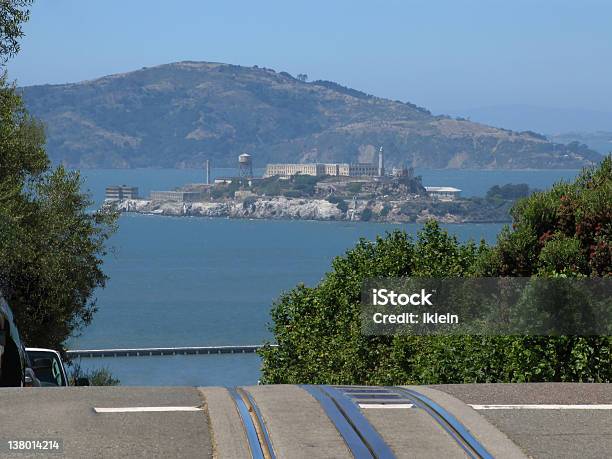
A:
335;386;493;459
302;385;396;459
229;387;277;459
66;344;277;358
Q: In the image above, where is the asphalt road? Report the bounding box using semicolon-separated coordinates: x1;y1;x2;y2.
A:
0;387;212;458
433;383;612;459
0;383;609;458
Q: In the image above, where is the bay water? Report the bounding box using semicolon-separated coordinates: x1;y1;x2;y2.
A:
72;168;580;386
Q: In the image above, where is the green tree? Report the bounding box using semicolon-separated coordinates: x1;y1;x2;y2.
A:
260;158;611;384
0;0;31;62
0;3;118;351
326;196;348;213
360;207;373;221
486;183;531;201
346;182;362;194
479;156;611;277
260;222;484;384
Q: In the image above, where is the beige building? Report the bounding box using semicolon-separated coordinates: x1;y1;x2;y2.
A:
105;186;139;201
265;163;326;177
150;191;205;203
265;162;379;178
234;190;256;200
347;163;378;177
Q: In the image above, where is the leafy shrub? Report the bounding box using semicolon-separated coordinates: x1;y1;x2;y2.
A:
347;182;363;194
260;157;612;384
282;190;302;198
360;208;373;221
486;183;532;200
68;361;120;386
327;196;348;213
87;368;121;386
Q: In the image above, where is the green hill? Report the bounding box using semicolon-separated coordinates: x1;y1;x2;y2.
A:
21;61;600;169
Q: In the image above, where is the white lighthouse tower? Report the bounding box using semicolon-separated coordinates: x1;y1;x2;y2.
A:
378;146;384;177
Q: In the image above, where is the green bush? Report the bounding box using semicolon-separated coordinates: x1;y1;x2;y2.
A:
260;222;485;384
260;157;612;384
360;208;373;221
282;190;302;198
486;183;532;200
347;182;363;193
327;196;348;213
68;361;120;386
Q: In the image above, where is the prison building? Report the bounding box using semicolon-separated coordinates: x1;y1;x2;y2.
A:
265;162;379;178
105;185;139;201
347;163;378;177
265;163;327;177
149;191;205;203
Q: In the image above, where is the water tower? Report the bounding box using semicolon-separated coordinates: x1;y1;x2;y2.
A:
238;153;253;178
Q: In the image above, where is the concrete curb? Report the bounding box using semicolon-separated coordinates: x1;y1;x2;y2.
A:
405;386;528;459
198;387;251;459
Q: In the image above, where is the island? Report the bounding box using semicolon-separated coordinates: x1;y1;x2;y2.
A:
106;155;528;224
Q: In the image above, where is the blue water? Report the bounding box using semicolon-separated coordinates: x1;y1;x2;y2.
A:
72;168;579;386
414;169;581;197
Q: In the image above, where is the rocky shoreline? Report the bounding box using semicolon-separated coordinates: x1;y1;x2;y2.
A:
113;196;511;224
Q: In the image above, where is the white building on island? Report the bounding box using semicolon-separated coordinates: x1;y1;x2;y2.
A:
424;186;462;201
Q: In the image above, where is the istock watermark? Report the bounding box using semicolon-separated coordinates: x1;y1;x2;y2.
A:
361;278;611;336
371;288;434;306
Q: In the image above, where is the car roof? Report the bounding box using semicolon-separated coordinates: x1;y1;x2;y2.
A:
25;347;62;357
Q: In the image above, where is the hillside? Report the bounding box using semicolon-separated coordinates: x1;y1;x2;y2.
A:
550;131;612;155
20;61;600;169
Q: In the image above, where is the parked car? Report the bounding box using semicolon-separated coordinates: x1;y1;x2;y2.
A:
0;295;27;387
25;348;69;387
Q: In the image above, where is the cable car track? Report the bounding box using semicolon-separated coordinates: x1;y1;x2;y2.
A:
228;387;276;459
232;385;493;459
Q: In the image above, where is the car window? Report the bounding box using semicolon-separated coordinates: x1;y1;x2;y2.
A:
51;358;62;386
27;351;66;387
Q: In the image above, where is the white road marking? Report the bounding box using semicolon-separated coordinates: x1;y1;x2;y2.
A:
359;403;414;409
94;406;202;413
470;404;612;410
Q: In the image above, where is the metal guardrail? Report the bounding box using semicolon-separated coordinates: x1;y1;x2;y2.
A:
66;344;277;358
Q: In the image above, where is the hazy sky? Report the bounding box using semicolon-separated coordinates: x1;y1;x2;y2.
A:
6;0;612;113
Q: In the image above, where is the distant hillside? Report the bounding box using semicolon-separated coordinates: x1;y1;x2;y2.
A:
550;131;612;155
20;61;600;169
442;104;612;135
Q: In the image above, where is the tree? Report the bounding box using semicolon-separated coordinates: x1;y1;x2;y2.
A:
486;183;531;201
326;196;348;213
260;158;611;384
297;73;308;82
360;207;373;221
260;222;484;384
479;156;611;277
0;0;32;63
0;2;118;351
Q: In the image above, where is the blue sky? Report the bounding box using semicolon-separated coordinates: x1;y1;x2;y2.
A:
6;0;612;114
